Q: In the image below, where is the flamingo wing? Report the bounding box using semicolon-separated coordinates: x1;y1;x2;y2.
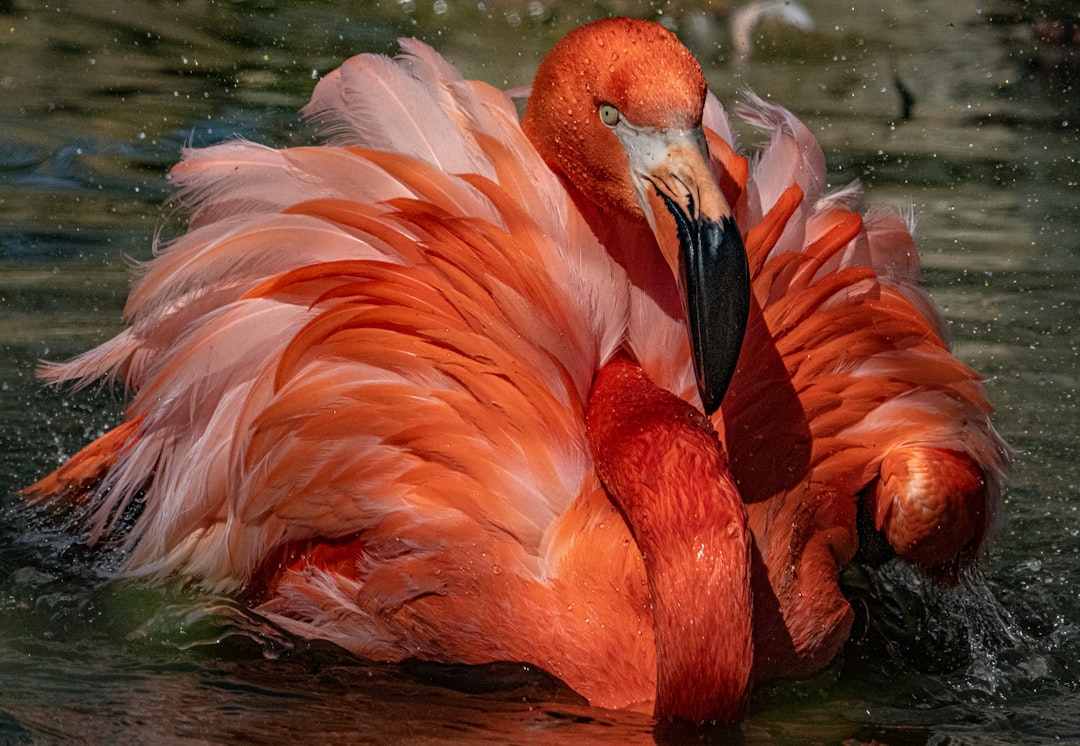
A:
24;43;669;705
704;93;1010;678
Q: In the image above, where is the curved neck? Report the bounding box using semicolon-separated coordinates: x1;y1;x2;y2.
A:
586;357;753;722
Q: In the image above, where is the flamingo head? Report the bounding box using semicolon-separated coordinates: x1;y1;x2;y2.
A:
523;17;749;414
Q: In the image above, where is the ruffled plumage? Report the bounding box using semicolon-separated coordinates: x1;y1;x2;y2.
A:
26;25;1008;712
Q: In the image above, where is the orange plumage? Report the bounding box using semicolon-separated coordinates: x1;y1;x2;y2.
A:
24;18;1008;722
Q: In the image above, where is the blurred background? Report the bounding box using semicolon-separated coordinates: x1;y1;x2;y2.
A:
1;1;1077;742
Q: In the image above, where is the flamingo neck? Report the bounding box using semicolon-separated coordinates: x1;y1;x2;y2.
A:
586;357;753;723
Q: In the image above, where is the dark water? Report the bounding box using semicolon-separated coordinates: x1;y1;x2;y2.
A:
2;0;1078;742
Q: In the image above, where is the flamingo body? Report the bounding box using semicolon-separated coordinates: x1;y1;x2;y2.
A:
25;18;1008;721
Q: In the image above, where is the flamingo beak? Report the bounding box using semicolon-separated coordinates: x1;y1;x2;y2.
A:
620;125;751;415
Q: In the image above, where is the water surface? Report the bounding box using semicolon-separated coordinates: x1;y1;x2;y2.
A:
2;1;1078;742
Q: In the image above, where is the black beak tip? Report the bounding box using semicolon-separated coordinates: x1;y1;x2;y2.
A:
680;214;750;417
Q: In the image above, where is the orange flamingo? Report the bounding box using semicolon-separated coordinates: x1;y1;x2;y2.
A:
24;18;1008;722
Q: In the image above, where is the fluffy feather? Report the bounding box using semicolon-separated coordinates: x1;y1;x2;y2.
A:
26;25;1008;713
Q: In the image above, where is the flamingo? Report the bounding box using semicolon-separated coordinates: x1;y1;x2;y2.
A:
24;18;1009;723
729;0;815;67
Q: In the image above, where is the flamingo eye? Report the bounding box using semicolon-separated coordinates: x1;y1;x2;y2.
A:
599;104;621;127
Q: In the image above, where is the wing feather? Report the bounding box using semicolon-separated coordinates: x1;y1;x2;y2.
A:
30;41;627;593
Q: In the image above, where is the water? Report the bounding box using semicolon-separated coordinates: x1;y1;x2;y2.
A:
2;0;1078;742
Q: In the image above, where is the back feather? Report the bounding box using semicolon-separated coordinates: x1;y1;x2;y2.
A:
28;40;629;592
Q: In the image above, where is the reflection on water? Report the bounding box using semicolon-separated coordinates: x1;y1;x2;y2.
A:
2;0;1078;742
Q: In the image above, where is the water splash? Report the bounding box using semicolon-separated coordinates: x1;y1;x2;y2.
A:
846;559;1070;701
126;591;297;660
945;568;1057;696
